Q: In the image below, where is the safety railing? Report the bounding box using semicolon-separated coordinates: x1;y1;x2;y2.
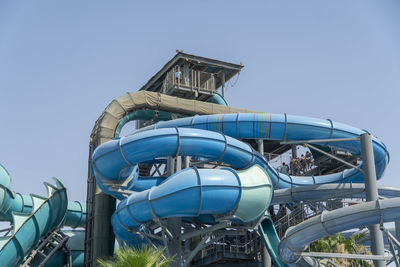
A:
162;67;216;94
194;233;259;264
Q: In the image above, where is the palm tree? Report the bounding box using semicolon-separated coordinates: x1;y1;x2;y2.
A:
310;232;372;267
98;247;174;267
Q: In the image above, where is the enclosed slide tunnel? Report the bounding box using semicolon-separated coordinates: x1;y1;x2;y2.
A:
90;89;391;266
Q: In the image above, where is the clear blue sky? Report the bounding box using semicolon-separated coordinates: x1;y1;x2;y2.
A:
0;1;399;202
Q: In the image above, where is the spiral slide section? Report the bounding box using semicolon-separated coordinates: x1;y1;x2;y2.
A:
137;113;389;187
0;164;86;267
92;112;390;265
92;127;274;245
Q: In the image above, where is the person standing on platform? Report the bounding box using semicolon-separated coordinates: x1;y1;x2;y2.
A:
278;162;290;175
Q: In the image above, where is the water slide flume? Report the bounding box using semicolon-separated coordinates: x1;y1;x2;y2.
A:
136;113;389;187
272;183;400;205
258;217;289;267
92;127;270;199
92;128;273;245
0;178;67;266
278;198;400;264
268;183;400;266
92;111;390;265
0;165;86;267
113;165;272;244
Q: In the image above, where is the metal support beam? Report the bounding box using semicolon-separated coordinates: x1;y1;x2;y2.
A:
184;156;190;169
150;163;163;176
91;191;116;265
387;236;400;267
183;235;223;267
299;252;391;261
326;259;340;267
258;139;264;155
166;157;175;176
257;139;271;266
134;230;164;241
180;221;231;241
167;218;182;266
280;137;360;145
261;244;272;267
306;143;364;173
221;70;226;98
361;133;386;267
176;156;182;172
396;221;400;242
167;156;182;267
383;227;400;251
291;145;297;159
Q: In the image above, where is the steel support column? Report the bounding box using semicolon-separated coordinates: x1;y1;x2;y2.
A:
396;221;400;241
257;139;271;267
92;191;116;265
291;145;297;159
221;70;226;98
261;245;272;267
184;156;190;169
257;139;264;156
360;133;385;267
167;156;182;266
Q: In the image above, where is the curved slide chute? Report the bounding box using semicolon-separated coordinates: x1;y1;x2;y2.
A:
92;128;273;244
258;216;289;267
272;183;400;205
92;109;390;266
278;198;400;264
113;165;272;244
0;164;86;267
92;127;270;200
266;183;400;266
137;113;389;187
0;178;67;266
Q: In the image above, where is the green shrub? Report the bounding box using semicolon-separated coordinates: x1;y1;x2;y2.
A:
310;232;372;267
98;247;174;267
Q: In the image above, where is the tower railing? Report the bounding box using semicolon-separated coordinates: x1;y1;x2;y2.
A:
162;67;216;95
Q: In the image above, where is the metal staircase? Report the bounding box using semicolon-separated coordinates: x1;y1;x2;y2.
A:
22;228;71;267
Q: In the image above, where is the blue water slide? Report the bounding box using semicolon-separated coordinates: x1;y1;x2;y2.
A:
112;165;272;245
92;127;274;245
135;113;389;187
92;128;270;198
92;112;389;265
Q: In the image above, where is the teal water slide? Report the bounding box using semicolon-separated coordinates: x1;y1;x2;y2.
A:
0;164;86;267
258;216;288;267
